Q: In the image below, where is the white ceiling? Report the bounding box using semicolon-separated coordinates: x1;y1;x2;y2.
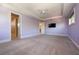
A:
1;3;75;21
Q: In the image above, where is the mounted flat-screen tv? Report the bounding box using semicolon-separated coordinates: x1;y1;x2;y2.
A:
48;23;56;28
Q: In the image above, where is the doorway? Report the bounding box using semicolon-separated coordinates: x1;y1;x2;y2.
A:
11;13;19;40
39;22;45;34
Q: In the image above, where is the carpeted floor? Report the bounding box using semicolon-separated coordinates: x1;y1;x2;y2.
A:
0;35;79;55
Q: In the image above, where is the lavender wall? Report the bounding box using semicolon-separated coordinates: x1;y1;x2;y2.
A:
67;4;79;46
21;15;40;38
0;6;11;42
45;17;68;36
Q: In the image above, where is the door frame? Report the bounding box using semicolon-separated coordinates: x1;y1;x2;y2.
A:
11;12;20;40
39;21;45;34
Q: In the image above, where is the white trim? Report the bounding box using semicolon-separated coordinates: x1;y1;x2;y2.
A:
68;36;79;49
21;34;41;39
0;39;11;43
45;34;68;37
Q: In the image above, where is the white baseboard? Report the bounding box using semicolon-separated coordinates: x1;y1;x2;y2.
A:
21;34;41;39
68;36;79;49
0;39;11;43
46;34;68;37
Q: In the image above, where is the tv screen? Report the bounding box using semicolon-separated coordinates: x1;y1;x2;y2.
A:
48;23;56;28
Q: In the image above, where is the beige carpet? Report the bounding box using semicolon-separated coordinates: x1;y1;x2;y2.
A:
0;35;79;55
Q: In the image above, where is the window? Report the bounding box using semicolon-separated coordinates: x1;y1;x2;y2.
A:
69;10;75;25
